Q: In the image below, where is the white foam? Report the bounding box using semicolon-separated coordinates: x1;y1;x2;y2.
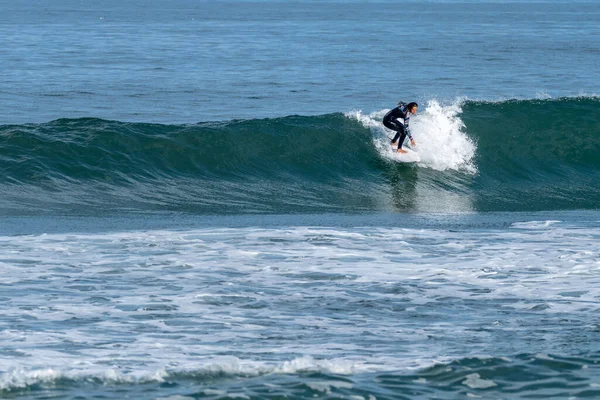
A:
0;356;365;391
274;356;360;375
346;99;476;172
307;380;354;393
2;221;599;390
511;220;561;229
462;373;497;389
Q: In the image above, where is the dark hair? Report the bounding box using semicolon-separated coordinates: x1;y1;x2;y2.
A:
406;102;418;111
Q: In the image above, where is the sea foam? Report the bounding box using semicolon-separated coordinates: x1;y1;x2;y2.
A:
347;99;477;172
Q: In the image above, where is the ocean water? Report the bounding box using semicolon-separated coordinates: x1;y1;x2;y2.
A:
1;1;600;399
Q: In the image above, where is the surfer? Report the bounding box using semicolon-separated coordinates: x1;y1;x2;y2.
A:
383;101;418;153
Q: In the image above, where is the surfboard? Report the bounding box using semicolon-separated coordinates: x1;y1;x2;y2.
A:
394;147;421;163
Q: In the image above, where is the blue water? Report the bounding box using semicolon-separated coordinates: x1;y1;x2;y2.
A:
1;1;600;399
2;0;599;123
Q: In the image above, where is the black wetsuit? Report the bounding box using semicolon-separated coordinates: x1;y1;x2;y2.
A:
383;102;413;148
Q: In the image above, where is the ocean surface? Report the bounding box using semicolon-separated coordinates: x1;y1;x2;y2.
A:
1;1;600;399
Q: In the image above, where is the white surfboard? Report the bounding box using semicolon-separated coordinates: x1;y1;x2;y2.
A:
394;147;421;163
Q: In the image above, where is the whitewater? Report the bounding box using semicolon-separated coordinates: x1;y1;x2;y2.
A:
2;215;600;398
347;99;476;173
2;0;600;399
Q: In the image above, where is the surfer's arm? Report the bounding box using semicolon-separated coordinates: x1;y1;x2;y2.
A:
405;125;416;146
404;118;414;141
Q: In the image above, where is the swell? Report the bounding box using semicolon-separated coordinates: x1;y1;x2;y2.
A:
0;115;378;183
0;97;599;215
462;97;600;211
0;115;385;214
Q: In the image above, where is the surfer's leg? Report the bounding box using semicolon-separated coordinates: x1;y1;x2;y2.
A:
395;126;407;149
383;120;398;144
385;120;403;145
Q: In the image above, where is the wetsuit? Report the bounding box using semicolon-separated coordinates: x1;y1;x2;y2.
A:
383;102;413;148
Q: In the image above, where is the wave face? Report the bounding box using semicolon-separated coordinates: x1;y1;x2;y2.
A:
462;97;600;211
1;97;599;215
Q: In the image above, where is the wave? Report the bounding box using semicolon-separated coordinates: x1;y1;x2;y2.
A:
1;97;599;214
0;356;360;391
3;353;600;398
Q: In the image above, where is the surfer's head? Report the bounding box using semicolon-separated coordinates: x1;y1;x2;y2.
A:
406;102;418;114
